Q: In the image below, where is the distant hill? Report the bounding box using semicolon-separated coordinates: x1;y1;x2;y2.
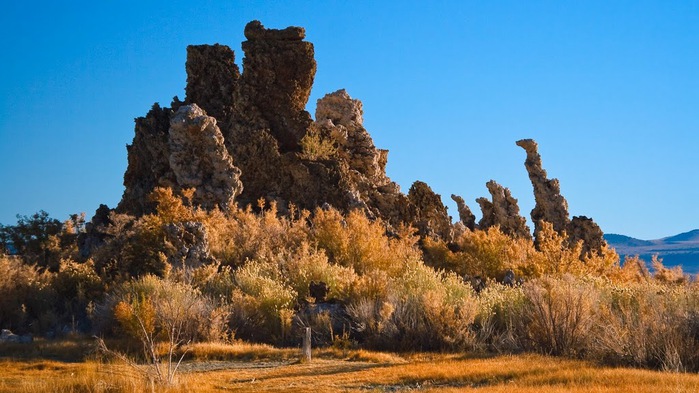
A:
603;234;653;248
663;229;699;243
605;229;699;274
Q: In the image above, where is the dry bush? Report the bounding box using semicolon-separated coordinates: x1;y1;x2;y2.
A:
434;226;541;279
91;213;171;280
205;200;310;268
475;282;526;353
311;207;420;275
107;275;228;344
534;223;586;276
651;255;688;285
228;259;296;344
50;258;104;333
279;242;358;302
347;259;477;351
593;281;699;371
101;275;229;385
0;255;55;334
299;123;337;160
518;275;599;356
613;255;652;283
424;222;622;282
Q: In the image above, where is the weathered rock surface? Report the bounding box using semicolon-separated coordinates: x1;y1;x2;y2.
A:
168;104;242;210
569;216;606;256
516;139;570;238
164;221;216;268
516;139;605;255
118;102;242;214
408;181;452;240
451;194;476;231
118;102;181;215
310;90;412;225
476;180;531;239
229;20;315;153
116;20;422;232
185;44;239;123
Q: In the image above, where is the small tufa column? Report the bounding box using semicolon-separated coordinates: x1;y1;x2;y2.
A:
302;327;312;362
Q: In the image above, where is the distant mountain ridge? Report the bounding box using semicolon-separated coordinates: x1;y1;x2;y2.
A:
663;229;699;243
605;229;699;274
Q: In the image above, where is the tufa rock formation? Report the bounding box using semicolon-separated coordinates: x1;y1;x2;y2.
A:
228;20;315;153
168;104;242;210
117;21;426;232
453;180;530;239
475;180;531;239
568;216;606;257
117;102;242;214
185;44;239;123
163;221;216;268
516;139;569;237
516;139;605;255
118;102;182;215
451;194;476;231
113;20;604;256
408;181;452;239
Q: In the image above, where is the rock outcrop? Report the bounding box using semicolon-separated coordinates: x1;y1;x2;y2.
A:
117;21;422;231
516;139;605;255
114;20;609;260
451;194;476;231
185;44;239;123
118;102;182;215
516;139;570;238
168;104;242;210
408;181;452;239
229;20;315;153
568;216;606;256
476;180;531;239
164;221;216;268
118;102;242;214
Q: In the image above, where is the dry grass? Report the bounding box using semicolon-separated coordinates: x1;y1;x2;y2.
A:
3;344;699;393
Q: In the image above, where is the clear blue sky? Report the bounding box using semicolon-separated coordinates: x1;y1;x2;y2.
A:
1;1;697;240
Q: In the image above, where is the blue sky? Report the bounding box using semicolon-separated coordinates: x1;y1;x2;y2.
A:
0;1;697;240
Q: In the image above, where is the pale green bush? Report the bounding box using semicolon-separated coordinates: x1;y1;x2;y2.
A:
593;281;699;371
280;242;358;302
518;275;599;356
475;282;526;353
229;259;297;344
347;259;478;351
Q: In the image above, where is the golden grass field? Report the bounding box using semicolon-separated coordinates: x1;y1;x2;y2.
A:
2;340;699;392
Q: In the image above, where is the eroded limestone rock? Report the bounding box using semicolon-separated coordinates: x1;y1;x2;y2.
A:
451;194;476;231
168;104;242;210
408;181;452;240
568;215;606;257
164;221;216;268
516;139;570;238
516;139;605;255
116;21;434;237
482;180;531;239
185;44;239;123
229;20;316;153
118;101;182;215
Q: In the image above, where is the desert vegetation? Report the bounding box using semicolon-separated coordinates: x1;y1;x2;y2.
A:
2;188;698;389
